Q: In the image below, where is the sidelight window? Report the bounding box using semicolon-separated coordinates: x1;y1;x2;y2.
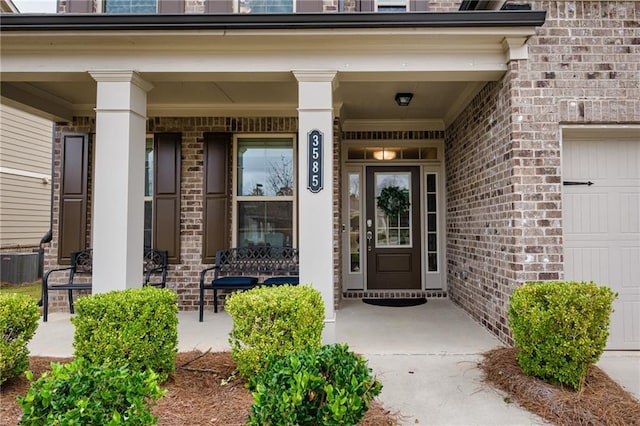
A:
425;173;438;272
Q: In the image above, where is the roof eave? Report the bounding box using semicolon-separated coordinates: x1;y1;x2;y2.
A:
0;11;546;32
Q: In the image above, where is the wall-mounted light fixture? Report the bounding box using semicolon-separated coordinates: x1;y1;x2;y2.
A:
395;93;413;106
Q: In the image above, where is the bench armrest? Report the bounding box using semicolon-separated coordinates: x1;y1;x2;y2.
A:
43;266;74;287
199;265;219;288
144;265;167;285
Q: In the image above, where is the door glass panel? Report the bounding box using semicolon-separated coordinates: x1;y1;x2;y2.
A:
426;173;438;272
375;172;411;247
348;173;362;273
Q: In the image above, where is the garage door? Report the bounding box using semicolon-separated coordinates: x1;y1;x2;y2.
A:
563;134;640;350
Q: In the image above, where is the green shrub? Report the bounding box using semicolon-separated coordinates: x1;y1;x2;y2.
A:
0;293;40;384
18;358;165;425
248;344;382;426
508;281;617;390
72;287;178;381
225;284;324;378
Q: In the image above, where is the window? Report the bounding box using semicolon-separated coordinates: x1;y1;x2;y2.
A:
425;173;438;272
144;136;153;250
235;136;295;248
104;0;156;13
238;0;293;13
348;172;362;273
377;0;408;12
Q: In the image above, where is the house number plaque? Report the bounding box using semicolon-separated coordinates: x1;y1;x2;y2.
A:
307;129;323;193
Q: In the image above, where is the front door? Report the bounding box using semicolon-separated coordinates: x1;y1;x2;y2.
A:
366;166;421;289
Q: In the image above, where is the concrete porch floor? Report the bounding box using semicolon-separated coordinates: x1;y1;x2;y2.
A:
29;299;639;425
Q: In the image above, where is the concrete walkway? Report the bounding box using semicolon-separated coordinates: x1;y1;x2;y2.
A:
29;299;639;426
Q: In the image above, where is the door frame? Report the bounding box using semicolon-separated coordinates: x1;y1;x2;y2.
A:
341;140;446;292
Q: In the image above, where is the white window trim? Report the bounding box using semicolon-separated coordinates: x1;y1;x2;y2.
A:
232;133;298;248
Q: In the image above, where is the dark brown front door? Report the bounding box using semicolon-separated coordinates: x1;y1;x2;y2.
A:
366;166;421;290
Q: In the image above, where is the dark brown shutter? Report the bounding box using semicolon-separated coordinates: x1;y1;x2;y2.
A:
296;0;323;12
206;0;233;13
67;0;92;13
202;132;230;263
154;133;181;263
358;0;374;12
158;0;184;13
59;133;89;263
410;0;429;11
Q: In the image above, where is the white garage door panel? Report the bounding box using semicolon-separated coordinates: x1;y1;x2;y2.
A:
564;193;609;234
621;193;640;233
618;299;640;346
563;136;640;350
564;247;609;282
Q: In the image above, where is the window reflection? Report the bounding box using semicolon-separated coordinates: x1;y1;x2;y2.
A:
237;138;293;197
238;201;293;247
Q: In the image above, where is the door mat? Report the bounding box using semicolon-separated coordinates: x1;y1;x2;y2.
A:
362;298;427;307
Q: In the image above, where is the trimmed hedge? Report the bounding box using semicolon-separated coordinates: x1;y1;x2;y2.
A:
71;287;178;382
225;284;324;378
18;359;165;425
508;281;617;390
0;293;40;384
248;344;382;426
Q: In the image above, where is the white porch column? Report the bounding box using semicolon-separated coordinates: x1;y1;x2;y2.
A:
294;70;337;323
89;71;153;294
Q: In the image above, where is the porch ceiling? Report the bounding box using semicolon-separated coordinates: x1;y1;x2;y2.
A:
0;12;544;129
0;76;484;130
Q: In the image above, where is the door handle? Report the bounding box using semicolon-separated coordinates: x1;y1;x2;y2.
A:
366;231;373;252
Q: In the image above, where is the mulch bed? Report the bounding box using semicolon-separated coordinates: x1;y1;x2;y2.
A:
481;347;640;426
1;351;398;426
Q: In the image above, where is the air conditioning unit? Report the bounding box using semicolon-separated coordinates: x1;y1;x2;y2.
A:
1;253;39;284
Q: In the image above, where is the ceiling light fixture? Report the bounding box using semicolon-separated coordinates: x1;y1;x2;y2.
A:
373;149;397;161
395;93;413;107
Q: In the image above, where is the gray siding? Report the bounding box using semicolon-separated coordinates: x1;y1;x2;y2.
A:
0;104;53;248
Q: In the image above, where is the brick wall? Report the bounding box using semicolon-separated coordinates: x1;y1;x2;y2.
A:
427;1;462;12
44;116;346;313
446;0;640;344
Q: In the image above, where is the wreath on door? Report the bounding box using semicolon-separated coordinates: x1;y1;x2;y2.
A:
376;186;410;217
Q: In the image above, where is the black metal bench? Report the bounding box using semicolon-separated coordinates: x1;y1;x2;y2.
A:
198;246;299;321
42;248;168;322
